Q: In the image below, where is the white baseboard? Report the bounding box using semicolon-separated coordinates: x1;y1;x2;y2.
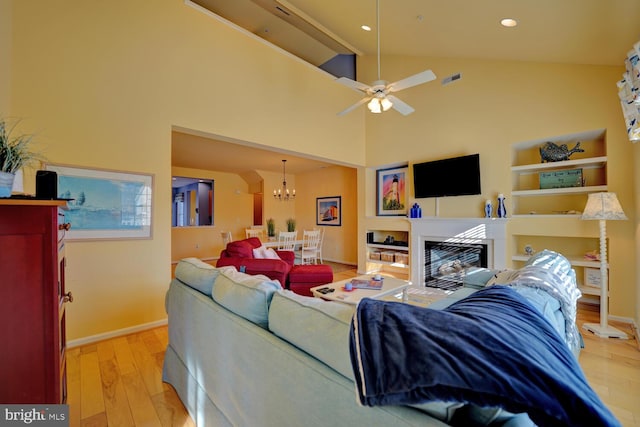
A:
67;318;168;349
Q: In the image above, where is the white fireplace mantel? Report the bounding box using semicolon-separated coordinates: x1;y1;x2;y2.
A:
408;217;507;286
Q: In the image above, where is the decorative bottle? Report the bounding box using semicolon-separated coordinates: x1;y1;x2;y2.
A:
484;199;493;218
497;194;507;218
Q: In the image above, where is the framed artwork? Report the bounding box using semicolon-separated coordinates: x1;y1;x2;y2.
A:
45;164;153;240
316;196;341;226
584;267;602;288
376;165;408;216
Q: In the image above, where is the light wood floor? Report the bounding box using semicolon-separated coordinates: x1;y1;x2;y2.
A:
68;263;640;426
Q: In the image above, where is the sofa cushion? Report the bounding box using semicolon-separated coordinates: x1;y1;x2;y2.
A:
268;290;355;379
212;267;282;329
174;258;222;297
225;239;255;258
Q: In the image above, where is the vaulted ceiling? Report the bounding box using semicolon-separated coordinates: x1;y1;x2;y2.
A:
175;0;640;176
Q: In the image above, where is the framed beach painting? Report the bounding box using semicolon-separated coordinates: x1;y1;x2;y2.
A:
45;164;153;240
376;165;408;216
316;196;341;226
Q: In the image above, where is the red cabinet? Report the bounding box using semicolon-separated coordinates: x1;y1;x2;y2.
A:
0;200;71;404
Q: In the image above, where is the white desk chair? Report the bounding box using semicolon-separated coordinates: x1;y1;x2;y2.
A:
246;228;264;240
221;231;232;247
299;229;321;264
277;231;297;251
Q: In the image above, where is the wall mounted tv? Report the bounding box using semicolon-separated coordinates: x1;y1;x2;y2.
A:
413;153;481;198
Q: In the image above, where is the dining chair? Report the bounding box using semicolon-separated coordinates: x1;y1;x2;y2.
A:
277;231;297;251
221;231;232;247
315;227;325;264
245;228;264;240
299;229;321;264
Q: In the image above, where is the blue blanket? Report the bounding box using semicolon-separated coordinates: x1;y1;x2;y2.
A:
350;286;619;427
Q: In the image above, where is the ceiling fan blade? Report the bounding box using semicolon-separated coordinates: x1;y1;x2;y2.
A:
386;95;415;116
387;70;436;93
337;97;371;116
335;77;372;93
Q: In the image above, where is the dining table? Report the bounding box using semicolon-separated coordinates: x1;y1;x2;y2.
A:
262;239;304;249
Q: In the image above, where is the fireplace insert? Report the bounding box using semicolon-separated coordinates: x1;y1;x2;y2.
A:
424;240;488;290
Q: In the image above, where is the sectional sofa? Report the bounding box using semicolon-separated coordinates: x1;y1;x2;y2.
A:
163;254;616;426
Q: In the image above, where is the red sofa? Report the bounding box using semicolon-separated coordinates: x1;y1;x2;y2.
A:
216;237;294;287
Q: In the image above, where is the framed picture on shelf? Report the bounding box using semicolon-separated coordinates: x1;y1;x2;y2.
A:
376;165;408;216
584;267;602;288
316;196;341;226
45;164;153;240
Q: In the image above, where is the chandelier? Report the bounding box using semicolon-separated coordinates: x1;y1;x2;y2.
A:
273;159;295;201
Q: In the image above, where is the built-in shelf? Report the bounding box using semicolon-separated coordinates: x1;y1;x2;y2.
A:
510;156;607;174
510;129;607;306
366;230;409;274
512;185;608;197
511;254;605;268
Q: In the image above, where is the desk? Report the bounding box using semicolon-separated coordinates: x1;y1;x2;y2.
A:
262;239;303;249
310;275;411;305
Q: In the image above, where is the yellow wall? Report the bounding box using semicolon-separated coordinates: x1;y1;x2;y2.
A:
172;164;359;265
5;0;638;337
359;55;636;319
171;166;253;262
0;0;10;114
7;0;364;341
295;166;358;264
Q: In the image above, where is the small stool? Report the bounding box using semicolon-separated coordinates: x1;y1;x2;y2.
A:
288;264;334;297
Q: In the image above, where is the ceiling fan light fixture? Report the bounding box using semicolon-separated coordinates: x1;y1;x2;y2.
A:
381;97;393;111
368;98;382;113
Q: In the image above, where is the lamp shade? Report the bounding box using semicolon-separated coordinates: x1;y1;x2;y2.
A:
581;192;627;221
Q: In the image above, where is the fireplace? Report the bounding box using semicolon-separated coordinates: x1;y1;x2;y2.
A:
424;240;488;290
408;218;507;288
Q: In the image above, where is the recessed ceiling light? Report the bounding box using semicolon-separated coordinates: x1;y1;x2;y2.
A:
361;25;371;31
500;18;518;28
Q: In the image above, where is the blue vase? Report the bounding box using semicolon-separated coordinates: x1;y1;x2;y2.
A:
484;200;492;218
497;194;507;218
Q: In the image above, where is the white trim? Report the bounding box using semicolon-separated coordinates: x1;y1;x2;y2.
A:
67;319;168;349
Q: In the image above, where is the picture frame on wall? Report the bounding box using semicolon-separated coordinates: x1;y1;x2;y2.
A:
376;165;408;216
45;163;153;240
316;196;341;226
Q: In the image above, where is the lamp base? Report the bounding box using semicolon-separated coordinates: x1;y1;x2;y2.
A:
582;322;629;339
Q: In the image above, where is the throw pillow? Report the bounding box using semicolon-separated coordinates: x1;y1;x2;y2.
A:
252;246;281;260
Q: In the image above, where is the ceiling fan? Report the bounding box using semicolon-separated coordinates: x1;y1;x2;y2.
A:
336;0;436;116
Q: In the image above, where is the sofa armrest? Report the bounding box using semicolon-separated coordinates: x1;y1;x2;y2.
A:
276;250;295;266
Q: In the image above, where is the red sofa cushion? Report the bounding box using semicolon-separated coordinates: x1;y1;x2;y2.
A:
288;264;334;297
225;239;256;258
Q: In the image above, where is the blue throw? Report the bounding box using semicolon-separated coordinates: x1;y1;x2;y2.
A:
350;286;620;427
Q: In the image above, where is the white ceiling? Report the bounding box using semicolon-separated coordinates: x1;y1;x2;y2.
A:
175;0;640;175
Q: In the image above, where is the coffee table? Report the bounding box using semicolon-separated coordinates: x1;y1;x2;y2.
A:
310;275;411;305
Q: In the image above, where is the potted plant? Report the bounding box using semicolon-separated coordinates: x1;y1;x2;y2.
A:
0;118;41;197
286;218;296;232
266;218;276;238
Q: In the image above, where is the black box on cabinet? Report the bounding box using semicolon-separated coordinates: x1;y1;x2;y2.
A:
36;170;57;199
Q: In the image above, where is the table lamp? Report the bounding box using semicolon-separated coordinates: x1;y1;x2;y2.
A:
581;192;628;339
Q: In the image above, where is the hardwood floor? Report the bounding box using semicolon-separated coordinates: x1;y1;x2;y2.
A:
68;262;639;426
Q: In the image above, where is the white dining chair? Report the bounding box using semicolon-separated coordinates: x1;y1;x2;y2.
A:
277;231;297;251
299;229;321;264
315;227;325;263
221;231;232;247
245;228;264;240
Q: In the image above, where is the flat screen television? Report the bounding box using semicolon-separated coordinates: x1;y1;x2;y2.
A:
413;153;481;198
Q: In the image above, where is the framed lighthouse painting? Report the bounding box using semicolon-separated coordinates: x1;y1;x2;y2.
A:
376;165;408;216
